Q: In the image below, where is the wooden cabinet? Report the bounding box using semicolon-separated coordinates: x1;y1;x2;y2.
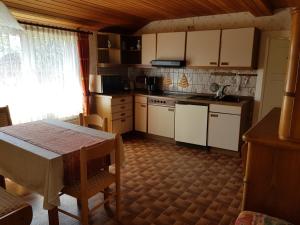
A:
93;95;133;134
186;30;221;67
142;34;156;65
220;27;259;68
243;108;300;225
97;33;121;64
134;95;147;132
157;32;186;60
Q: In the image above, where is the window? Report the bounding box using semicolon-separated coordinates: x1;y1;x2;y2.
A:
0;25;83;124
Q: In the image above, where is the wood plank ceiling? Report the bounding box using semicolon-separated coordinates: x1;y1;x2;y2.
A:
3;0;300;32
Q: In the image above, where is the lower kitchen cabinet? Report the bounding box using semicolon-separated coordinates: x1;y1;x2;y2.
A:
208;111;241;151
148;105;175;138
112;116;133;134
93;94;133;134
134;95;147;132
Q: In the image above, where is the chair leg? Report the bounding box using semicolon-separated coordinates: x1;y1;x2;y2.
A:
0;175;5;189
115;183;121;221
104;187;110;209
81;198;89;225
77;199;82;208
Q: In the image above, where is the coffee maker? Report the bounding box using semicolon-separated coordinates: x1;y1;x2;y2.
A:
147;76;161;93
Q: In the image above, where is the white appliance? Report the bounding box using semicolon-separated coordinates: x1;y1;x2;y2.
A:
175;103;208;146
148;97;175;138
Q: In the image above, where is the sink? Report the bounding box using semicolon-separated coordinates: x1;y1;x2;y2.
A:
218;95;241;103
188;95;241;103
188;95;217;101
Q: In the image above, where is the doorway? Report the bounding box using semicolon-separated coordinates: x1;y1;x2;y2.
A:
260;38;290;118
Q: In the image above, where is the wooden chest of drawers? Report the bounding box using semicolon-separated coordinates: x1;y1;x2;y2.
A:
93;95;133;134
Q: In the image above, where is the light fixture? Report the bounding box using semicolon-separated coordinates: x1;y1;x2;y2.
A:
0;1;24;31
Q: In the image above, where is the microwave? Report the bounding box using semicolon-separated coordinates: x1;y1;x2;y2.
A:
89;74;123;93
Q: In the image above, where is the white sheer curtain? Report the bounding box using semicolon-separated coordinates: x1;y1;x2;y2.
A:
0;25;83;124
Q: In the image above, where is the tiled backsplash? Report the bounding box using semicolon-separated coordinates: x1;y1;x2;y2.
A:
128;67;257;97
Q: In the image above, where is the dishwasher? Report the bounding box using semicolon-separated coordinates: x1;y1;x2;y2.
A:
175;102;208;146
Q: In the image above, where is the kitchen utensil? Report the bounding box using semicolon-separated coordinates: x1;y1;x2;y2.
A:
210;83;219;92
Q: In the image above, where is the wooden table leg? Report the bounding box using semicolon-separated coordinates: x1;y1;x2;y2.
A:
0;175;6;189
48;207;59;225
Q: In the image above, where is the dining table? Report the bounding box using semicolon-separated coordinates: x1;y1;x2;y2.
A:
0;119;124;225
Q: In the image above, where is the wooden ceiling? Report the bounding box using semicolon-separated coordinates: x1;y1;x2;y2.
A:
3;0;300;32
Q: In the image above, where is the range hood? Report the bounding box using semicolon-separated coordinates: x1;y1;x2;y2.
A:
151;60;185;68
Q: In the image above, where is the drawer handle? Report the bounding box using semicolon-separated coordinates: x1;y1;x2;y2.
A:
221;62;229;66
209;62;217;65
120;99;125;102
210;114;219;117
120;113;126;116
141;104;146;108
120;106;125;109
121;119;126;122
168;108;174;112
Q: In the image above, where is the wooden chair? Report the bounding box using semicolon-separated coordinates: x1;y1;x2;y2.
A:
0;106;12;189
0;105;12;127
58;135;121;225
79;113;108;132
0;187;33;225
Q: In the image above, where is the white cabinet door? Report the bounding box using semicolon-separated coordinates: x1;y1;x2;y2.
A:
142;34;156;65
186;30;221;67
220;27;256;68
148;105;175;138
157;32;186;60
175;104;208;145
208;112;241;151
135;102;147;132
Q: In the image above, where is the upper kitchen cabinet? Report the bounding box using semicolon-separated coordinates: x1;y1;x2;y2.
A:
157;32;186;60
121;35;142;64
142;34;156;65
220;27;259;68
186;30;221;67
97;33;121;65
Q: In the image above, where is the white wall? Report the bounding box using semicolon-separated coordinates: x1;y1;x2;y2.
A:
136;8;291;34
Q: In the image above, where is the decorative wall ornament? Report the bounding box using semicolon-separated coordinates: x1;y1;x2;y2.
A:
163;73;172;87
178;73;189;88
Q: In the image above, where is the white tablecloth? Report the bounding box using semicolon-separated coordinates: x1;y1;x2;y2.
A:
0;119;123;209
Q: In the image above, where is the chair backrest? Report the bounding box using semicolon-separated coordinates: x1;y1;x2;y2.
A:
0;106;12;127
79;113;108;132
79;134;120;193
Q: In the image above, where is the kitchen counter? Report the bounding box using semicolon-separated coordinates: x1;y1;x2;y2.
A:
134;92;253;107
91;91;253;106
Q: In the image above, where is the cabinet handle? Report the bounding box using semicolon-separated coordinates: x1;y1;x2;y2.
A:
121;119;126;122
120;106;125;109
210;114;219;117
120;113;126;116
120;99;125;102
168;108;175;112
209;62;217;65
140;104;146;108
221;62;229;66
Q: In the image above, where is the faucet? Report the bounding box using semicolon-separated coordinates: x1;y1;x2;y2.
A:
216;85;230;99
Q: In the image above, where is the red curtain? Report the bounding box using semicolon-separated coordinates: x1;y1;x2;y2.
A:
78;33;90;115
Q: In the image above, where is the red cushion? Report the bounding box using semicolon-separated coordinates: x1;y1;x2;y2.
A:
235;211;293;225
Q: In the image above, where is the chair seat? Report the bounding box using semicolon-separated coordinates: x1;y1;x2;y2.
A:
235;211;293;225
62;171;115;198
0;187;32;225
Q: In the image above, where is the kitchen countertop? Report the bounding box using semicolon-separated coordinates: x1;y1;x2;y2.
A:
91;91;253;107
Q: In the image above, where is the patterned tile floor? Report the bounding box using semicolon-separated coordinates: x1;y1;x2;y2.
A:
6;135;243;225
